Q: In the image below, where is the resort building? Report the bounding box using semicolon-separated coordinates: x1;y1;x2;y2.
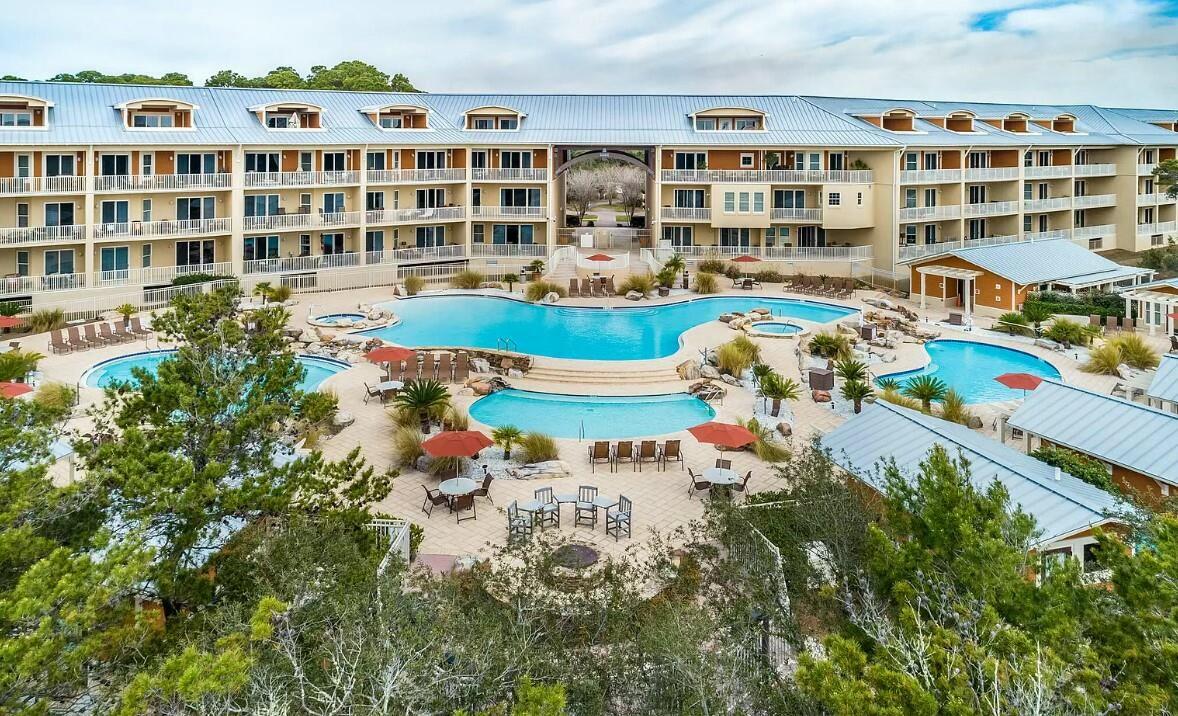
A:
0;80;1175;312
1146;354;1178;412
1119;277;1178;336
1006;379;1178;501
820;400;1127;576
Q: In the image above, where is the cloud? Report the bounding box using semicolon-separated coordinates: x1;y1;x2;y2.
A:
0;0;1174;106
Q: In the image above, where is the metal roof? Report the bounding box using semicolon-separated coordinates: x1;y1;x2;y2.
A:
920;239;1136;286
1147;355;1178;405
1007;379;1178;486
820;400;1124;544
0;80;1173;148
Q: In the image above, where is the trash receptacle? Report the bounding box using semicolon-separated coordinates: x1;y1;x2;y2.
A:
808;368;834;391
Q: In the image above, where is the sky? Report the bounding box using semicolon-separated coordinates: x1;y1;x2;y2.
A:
1;0;1176;107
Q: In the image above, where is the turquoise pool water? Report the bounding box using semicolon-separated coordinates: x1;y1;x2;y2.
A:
470;389;716;439
364;295;856;360
876;339;1062;404
84;351;349;392
314;312;366;325
751;321;803;335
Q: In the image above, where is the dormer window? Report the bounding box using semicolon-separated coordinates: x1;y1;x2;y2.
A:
464;106;525;130
0;110;33;127
0;94;53;129
361;104;429;130
250;102;323;130
1052;114;1076;133
1003;112;1030;133
116;98;196;130
945;111;975;133
691;108;766;132
881;109;916;132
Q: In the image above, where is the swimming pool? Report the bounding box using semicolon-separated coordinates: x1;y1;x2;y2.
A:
876;339;1062;404
362;295;856;360
469;389;716;439
83;350;349;392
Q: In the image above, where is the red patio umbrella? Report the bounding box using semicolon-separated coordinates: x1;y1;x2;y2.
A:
585;253;614;262
0;316;23;329
995;372;1043;397
421;430;494;479
731;254;761;263
1167;311;1178;320
0;381;34;399
365;345;416;364
687;421;757;450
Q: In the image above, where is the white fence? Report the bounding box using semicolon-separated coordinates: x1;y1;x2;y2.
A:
575;252;630;271
556;228;653;249
365;519;412;574
243;170;360;188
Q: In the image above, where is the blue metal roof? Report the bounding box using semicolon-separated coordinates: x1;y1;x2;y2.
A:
820;400;1124;544
922;239;1142;286
1007;380;1178;486
1147;355;1178;406
0;80;1173;148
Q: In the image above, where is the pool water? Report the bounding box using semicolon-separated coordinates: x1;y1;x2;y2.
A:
470;389;716;439
876;339;1062;404
314;312;366;325
363;295;856;360
84;350;349;392
751;321;803;335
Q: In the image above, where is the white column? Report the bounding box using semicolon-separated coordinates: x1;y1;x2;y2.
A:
358;145;369;265
920;271;927;309
1124;294;1132;321
229;146;245;276
963;277;973;327
83;146;95;285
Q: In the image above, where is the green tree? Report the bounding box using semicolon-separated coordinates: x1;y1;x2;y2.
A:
1154;158;1178;199
901;374;947;412
203;62;419;91
1030;444;1118;493
760;370;801;417
834;358;868;383
47;70;193;85
491;424;523;460
840;379;873;414
392;379;451;434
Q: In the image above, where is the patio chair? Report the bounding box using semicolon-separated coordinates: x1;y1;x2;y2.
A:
635;440;658;471
403;354;421;382
66;326;94;350
612;440;635;472
659;439;684;470
1105;315;1118;332
1089;314;1102;328
363;382;385;404
507;501;533;542
730;471;753;499
49;329;72;354
472;468;494;504
534;486;560;529
580;278;592;297
83;323;111;346
108;322;134;343
454;353;471;382
568;278;580;297
421;352;437;381
421;485;450;517
1123;318;1135;332
606;496;632;541
687;468;711;499
605;276;618;296
575;485;599;528
437;352;454;383
591;279;604;298
715;458;732;470
129;317;152;337
588;441;611;472
452;493;476;523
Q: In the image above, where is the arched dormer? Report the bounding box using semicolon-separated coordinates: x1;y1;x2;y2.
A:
1149;119;1178;133
115;97;197;129
880;108;917;132
1052;113;1077;133
360;103;429;130
464;105;524;130
0;94;52;128
1002;112;1031;133
248;101;323;130
690;107;766;131
945;110;976;133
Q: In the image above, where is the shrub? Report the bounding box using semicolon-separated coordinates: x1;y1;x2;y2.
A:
391;426;424;468
0;349;44;382
0;301;21;317
450;270;485;290
878;387;920;410
441;405;470;431
996;312;1031;336
524;280;568;302
33;381;76;412
403;275;426;296
297;390;339;428
808;332;852;360
693;272;719;294
839;379;873;414
938;389;973;426
729;334;762;364
426;455;464;477
876;377;901;392
834;359;868;383
1024;290;1126;319
697;258;727;274
519;432;559;464
26;308;65;334
492;425;523;460
737;417;789;462
1045;318;1099;346
171;273;231;287
1082;343;1123;375
1030;445;1119;493
716;335;760;376
618;273;656;295
1109;333;1159;370
754;270;787;283
269;284;293;303
655;267;677;288
902;374;948;413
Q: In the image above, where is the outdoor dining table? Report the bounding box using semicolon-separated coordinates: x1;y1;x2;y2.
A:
592;495;617;510
438;477;479;497
375;379;404;393
703;467;740;485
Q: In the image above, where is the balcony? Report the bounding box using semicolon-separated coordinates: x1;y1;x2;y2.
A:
0;175;86;196
1024;165;1072;179
365;244;467;265
1072;193;1117;209
1022;197;1072;212
468;243;550;258
1074;164;1116;177
365;169;466;184
0;224;86;247
243;253;361;275
666;243;873;262
243;170;360;188
897;205;961;222
471;168;548;182
1137;221;1178;237
1137;192;1175;206
470;206;546;220
660;207;711;222
242;211;362;232
366;206;466;225
898;234;1022;262
899;169;962;184
93;217;233;241
92;262;234;287
94;173;231;192
659;169;873;184
1073;224;1116;243
962;167;1019;182
1138;163;1158;176
770;207;822;222
1;272;87;296
963;200;1019;218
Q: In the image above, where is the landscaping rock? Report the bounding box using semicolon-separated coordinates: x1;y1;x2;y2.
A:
967;416;984;429
812;390;832;403
700;364;722;379
298;330;318;343
469;380;494;396
776;422;793;438
721;374;742;386
863;297;897;310
880;353;897;363
718;312;740;323
542;292;561;304
676;359;702;380
332;411;355;429
625;290;644;301
511;460;572;480
471;357;492;374
507;368;524;379
457;387;474;396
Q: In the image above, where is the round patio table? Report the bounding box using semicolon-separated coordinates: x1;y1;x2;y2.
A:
438;477;478;497
375;379;404;393
703;467;740;485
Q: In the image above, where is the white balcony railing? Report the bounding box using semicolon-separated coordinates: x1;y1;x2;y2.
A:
242;211;362;232
659;169;873;184
366;244;467;265
0;272;87;295
1072;193;1116;209
93;217;232;240
1138;163;1158;176
243;253;362;275
365;206;466;224
1137;193;1175;206
93;262;234;287
1073;164;1116;177
666;243;873;262
660;207;711;221
365;168;467;184
897;205;961;222
770;207;822;222
471;168;549;182
1073;224;1116;241
470;206;546;220
962;167;1019;182
468;243;549;258
243;170;360;188
899;169;962;184
1022;197;1072;212
0;175;86;195
1024;229;1071;241
0;224;86;247
1023;165;1073;179
1137;221;1178;236
94;173;232;192
963;200;1019;217
897;234;1023;262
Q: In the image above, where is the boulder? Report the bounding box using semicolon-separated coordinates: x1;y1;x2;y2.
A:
718;312;740;323
676;359;702;380
812;390;832;403
776;422;793;437
721;373;742;386
729;317;750;330
864;297;897;310
967;415;984;430
542;292;561;304
457;387;474;396
700;364;722;379
332;411;355;429
298;330;318;344
879;353;898;363
469;380;494;396
625;290;644;301
750;307;772;317
471;357;492;374
283;327;304;339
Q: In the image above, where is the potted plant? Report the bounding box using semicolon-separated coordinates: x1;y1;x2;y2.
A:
527;259;545;281
655;267;676;297
114;303;136;327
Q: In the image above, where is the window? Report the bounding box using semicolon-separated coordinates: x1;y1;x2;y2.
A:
767;226;788;246
45;154;75;176
674;189;705;208
734;118;760;130
320;233;345;255
100;200;129;226
738;192;750;212
1040;548;1071;578
177;153;215;175
323;152;346;171
773;190;805;209
45;249;75;276
1039;215;1048;232
491;224;534;245
176;240;215;266
300;152;313;172
827;192;841;207
719;228;751;247
141;244;152;268
142;199;152;223
1024;150;1034;167
968;185;987;204
473;118;494;130
15;154;30;178
739;153;754;168
471;151;488;169
0;111;32;127
500;151;532;169
367;151;386;171
1143;149;1155;164
904;152;918;171
1038;150;1051;166
1024;214;1033;232
922;153;939;170
674;152;706;170
902;225;917;245
808;153;821;171
1074;209;1086;227
905;188;917;208
500;188;540;207
924;224;936;244
753;192;764;212
16;251;29;276
177;197;214;221
265;113;293;129
99;246;129;276
367;191;385;211
323;192;346;214
829;153;845;171
416;151;446;169
416;225;446;247
44;202;74;226
100;154;130;176
1076;149;1089;166
243;236;280;261
299;235;312;257
131;113;173;128
498;117;518;130
141;153;153;176
662;225;693;247
16;203;28;228
857;192;863;205
724;192;735;213
419;188;447;208
1038;182;1048;200
245;153;280;173
472;224;485;244
365;230;384;253
244;194;279;217
1075;179;1087;197
379;115;402;129
695;117;716;130
967;151;989;169
299;193;312;214
1144;179;1154;194
923;189;936;207
1024;183;1034;201
471;188;481;207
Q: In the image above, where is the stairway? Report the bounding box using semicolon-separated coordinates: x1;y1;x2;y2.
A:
515;359;686;395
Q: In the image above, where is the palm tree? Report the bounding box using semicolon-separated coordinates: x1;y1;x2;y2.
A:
391;379;451;434
1021;302;1052;336
252;281;273;305
902;375;948;413
760;371;801;417
834;359;868;383
840;379;874;414
663;253;687;274
0;349;45;383
876;377;901;392
492;425;523;460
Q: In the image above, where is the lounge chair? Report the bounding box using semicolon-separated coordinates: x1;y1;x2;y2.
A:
108;322;134;343
66;326;94;350
421;353;436;380
574;485;599;528
591;279;604;298
403;354;421;382
635;440;658;471
605;496;632;541
612;440;635;472
715;458;732;470
49;329;72;354
452;493;476;523
437;352;453;383
473;468;494;504
1123;318;1135;332
83;323;111;346
588;441;611;472
1105;315;1118;332
454;353;470;382
687;468;711;499
569;278;580;297
580;278;592;297
421;485;450;517
129;317;152;337
605;276;618;296
782;274;798;290
659;439;684;470
533;486;560;529
1089;314;1101;328
507;501;533;542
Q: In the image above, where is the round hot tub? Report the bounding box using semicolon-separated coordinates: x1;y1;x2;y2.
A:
310;312;367;327
745;320;808;339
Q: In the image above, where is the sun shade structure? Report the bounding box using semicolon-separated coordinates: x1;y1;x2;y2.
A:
421;430;493;458
585;253;614;262
687;421;757;449
731;255;761;263
365;346;416;363
995;373;1043;391
0;382;34;398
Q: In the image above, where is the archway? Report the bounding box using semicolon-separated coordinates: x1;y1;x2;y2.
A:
554;146;655;236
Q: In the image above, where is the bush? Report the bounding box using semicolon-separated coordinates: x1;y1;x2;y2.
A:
697;258;727;274
693;272;719;294
519;432;559;464
996;312;1031;336
450;270;485;290
171;273;231;287
938;389;973;426
391;426;424;468
716;339;759;377
1045;318;1099;346
1083;343;1123;375
26;308;65;334
297;390;339;428
269;284;293;303
1108;333;1159;370
1030;445;1119;493
403;275;425;296
618;273;656;295
877;386;920;410
754;270;787;283
723;264;743;280
442;404;470;431
0;349;44;382
0;301;21;317
809;332;852;360
34;381;76;412
1024;290;1125;319
524;280;568;302
737;417;789;462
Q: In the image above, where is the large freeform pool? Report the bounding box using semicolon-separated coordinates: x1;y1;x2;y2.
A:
362;295;856;360
470;389;716;439
876;339;1062;404
83;350;349;392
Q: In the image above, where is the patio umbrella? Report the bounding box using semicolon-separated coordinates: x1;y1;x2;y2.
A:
0;316;23;329
365;345;416;379
731;254;761;263
585;253;614;262
687;421;757;450
421;430;494;479
0;381;34;399
994;372;1043;396
1167;311;1178;320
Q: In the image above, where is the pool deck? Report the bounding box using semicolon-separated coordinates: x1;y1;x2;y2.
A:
27;282;1156;563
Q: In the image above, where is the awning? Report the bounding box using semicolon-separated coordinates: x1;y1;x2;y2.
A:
915;265;984;280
